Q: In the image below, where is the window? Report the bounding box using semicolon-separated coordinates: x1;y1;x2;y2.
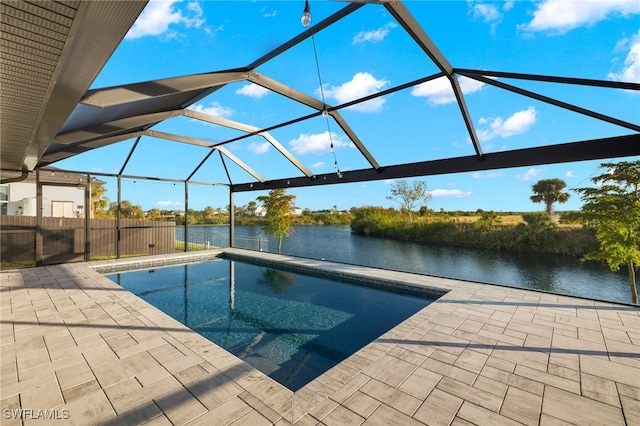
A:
51;201;74;217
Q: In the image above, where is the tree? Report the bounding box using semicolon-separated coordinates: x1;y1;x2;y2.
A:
386;180;431;224
247;201;257;216
108;200;144;219
476;210;501;228
203;206;216;221
91;183;109;218
256;189;296;253
418;205;431;217
576;161;640;304
147;208;161;219
530;178;570;215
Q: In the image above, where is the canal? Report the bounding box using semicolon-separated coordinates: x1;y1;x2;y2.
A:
181;224;632;304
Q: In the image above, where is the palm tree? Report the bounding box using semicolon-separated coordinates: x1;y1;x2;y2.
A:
247;201;257;216
90;183;109;218
530;178;570;215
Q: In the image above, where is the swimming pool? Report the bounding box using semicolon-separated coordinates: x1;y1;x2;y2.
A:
106;257;439;391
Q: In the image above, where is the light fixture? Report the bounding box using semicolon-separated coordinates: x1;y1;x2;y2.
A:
301;0;311;27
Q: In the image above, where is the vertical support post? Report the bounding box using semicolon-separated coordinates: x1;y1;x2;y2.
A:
117;176;122;258
229;190;235;248
84;175;91;261
35;170;43;266
184;182;189;252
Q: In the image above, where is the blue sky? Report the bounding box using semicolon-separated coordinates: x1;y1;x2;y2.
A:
55;0;640;213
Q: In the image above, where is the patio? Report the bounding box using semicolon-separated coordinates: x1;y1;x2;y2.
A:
2;249;638;425
1;2;639;424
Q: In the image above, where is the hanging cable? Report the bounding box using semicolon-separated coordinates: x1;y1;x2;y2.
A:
568;164;605;192
310;32;343;179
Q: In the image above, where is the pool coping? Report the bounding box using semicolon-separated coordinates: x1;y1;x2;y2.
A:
220;250;449;299
2;249;639;425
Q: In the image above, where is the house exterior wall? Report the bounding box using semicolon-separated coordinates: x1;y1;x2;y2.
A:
3;182;85;217
253;205;302;217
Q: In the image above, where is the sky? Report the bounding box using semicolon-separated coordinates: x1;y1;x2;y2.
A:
54;0;640;213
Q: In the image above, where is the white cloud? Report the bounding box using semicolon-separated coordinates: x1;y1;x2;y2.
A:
608;30;640;83
353;23;397;44
519;0;640;34
248;142;269;154
477;106;537;141
411;76;486;105
516;168;543;182
261;7;277;18
126;0;205;40
236;83;269;99
289;132;351;155
190;101;233;118
204;24;224;37
383;179;396;185
310;161;326;169
566;170;575;178
470;3;501;23
469;1;511;33
321;73;389;113
473;171;505;179
430;189;473;198
155;200;184;208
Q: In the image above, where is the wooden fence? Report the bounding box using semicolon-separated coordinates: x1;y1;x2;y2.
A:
1;216;176;264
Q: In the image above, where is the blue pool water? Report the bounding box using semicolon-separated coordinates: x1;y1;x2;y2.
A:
106;258;438;391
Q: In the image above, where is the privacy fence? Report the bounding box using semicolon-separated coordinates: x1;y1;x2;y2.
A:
1;216;176;265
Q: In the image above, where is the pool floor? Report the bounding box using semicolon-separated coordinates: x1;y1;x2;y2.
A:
107;258;437;391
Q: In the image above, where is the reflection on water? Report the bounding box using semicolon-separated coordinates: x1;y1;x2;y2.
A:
108;258;433;391
186;224;632;304
258;268;297;294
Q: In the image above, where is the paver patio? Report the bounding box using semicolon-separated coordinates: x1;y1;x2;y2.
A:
1;249;638;425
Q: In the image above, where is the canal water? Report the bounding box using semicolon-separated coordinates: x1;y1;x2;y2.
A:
183;224;632;304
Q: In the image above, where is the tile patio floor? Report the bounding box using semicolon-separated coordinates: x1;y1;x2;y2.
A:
1;249;639;425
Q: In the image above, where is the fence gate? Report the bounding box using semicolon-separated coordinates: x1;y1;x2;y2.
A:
36;175;90;266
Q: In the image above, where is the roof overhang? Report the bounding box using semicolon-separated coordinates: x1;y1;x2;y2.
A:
0;1;147;178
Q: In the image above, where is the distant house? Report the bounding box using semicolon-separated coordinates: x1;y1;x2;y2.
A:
254;206;267;217
253;205;302;217
0;170;99;218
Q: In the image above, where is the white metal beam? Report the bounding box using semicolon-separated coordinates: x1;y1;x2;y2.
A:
329;112;380;169
143;130;265;183
80;71;248;107
384;1;482;158
247;71;381;169
54;111;179;144
182;109;314;177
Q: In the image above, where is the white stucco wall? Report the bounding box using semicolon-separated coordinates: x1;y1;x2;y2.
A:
5;183;85;217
